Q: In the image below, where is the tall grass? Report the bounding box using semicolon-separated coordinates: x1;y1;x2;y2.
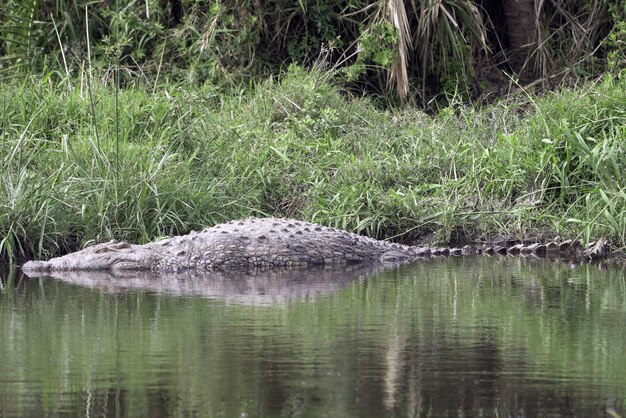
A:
1;66;624;265
522;75;626;242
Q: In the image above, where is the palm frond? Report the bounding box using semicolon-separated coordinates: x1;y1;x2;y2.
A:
387;0;412;103
416;0;488;99
0;0;41;73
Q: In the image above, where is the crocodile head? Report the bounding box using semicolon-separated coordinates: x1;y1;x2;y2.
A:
22;240;161;277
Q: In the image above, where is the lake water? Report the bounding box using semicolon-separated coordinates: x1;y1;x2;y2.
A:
1;257;625;417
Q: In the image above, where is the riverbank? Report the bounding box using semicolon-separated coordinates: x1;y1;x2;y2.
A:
1;67;625;264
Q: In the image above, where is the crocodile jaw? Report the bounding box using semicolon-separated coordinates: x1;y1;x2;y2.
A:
21;240;158;277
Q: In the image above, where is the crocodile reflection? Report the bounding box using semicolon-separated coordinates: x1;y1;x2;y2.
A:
22;264;396;305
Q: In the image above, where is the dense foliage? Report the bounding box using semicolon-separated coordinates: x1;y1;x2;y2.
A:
1;0;625;103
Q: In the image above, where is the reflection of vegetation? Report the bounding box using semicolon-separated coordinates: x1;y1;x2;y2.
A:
0;265;15;294
0;258;625;416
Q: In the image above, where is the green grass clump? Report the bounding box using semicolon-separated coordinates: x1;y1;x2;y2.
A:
1;66;625;265
520;76;626;243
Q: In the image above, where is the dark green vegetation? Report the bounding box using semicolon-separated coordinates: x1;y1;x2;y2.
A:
1;0;625;104
1;258;625;416
1;66;625;264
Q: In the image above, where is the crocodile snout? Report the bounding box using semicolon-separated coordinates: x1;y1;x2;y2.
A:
22;260;52;272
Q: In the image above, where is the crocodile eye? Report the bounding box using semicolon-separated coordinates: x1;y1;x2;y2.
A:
94;242;131;253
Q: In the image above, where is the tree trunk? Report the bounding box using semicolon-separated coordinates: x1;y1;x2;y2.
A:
501;0;537;74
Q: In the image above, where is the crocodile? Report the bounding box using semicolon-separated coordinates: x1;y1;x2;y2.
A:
21;217;607;277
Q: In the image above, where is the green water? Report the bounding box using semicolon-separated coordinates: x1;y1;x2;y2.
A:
1;257;625;417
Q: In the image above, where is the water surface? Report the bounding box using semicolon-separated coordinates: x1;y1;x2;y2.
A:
1;257;625;417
